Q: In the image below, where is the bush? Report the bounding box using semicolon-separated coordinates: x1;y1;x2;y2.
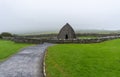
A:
1;32;13;37
0;34;2;39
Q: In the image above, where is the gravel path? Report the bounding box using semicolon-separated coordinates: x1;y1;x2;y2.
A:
0;43;52;77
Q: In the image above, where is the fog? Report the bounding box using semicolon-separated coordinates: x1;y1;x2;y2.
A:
0;0;120;34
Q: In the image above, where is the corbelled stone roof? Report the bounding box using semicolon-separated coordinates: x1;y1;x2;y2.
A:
57;23;76;40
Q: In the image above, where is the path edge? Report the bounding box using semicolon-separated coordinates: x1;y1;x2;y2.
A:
43;48;48;77
43;44;55;77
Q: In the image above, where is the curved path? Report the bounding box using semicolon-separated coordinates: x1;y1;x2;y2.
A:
0;43;52;77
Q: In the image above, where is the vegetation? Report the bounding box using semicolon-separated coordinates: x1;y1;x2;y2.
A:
0;34;2;39
46;39;120;77
1;32;13;37
78;36;98;39
0;40;32;61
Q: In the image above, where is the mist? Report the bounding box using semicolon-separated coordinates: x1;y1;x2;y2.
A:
0;0;120;34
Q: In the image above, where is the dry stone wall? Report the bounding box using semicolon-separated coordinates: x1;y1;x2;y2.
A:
13;35;120;44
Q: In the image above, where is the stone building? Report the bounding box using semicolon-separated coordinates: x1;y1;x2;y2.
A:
57;23;76;40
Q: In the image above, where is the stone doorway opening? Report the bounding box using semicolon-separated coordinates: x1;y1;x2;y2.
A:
65;34;68;39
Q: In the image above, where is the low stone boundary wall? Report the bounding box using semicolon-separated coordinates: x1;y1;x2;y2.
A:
13;35;120;44
14;38;43;44
2;37;14;40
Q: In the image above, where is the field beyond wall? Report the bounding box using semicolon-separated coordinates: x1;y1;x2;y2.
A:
45;39;120;77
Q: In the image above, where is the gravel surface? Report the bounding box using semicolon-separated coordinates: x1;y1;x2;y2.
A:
0;43;52;77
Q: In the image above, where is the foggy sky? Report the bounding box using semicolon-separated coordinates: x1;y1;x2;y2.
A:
0;0;120;34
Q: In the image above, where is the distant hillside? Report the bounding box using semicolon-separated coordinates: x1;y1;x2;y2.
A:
76;29;120;34
14;29;120;35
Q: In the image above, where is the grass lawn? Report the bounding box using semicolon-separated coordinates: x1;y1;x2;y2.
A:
45;39;120;77
0;40;32;61
78;36;98;39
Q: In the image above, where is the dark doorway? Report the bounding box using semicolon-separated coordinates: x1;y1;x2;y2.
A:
65;34;68;39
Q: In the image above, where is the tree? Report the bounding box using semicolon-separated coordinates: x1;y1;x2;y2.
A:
1;32;13;37
0;34;2;39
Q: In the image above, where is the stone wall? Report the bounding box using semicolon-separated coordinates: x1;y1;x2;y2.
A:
2;37;14;40
13;35;120;44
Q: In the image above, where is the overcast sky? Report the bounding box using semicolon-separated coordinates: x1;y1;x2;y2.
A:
0;0;120;34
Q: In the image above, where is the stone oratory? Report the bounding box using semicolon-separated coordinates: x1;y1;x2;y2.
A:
57;23;76;40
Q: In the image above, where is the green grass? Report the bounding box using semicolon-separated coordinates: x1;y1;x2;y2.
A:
0;40;32;61
45;39;120;77
78;36;98;39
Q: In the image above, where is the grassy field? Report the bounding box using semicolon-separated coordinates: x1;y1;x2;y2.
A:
0;40;32;61
78;36;98;39
45;39;120;77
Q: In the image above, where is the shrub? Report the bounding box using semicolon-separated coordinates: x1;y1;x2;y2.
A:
0;34;2;39
1;32;13;37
